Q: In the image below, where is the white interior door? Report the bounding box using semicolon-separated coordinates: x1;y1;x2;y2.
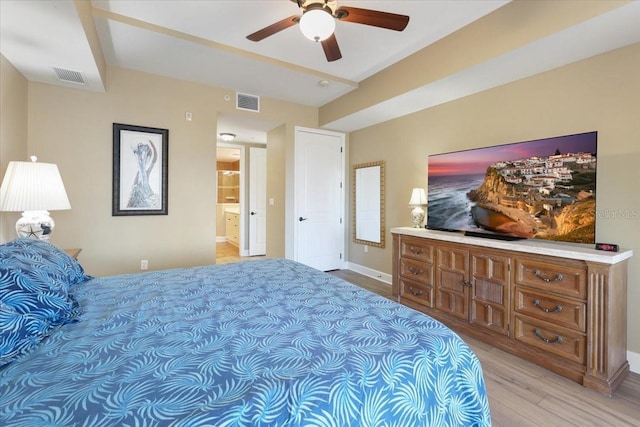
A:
294;127;345;271
249;147;266;256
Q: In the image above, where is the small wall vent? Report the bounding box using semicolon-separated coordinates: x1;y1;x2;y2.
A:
236;92;260;112
53;67;86;85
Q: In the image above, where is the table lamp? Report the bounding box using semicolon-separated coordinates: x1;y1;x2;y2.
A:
0;156;71;241
408;187;427;228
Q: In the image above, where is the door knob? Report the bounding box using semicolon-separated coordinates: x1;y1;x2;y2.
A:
298;217;308;222
250;211;257;215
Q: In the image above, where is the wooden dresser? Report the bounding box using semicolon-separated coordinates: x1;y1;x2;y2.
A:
391;227;633;395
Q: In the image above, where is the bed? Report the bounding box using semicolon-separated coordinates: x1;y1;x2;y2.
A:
1;238;491;426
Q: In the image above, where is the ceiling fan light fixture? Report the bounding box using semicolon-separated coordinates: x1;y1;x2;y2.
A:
299;9;335;42
219;133;236;142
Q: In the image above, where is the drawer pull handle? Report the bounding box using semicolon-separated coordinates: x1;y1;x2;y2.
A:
533;328;563;344
409;246;424;255
533;298;563;313
407;266;424;275
534;269;563;283
408;286;423;297
462;280;472;287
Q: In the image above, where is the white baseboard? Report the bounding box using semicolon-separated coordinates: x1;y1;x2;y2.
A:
345;262;392;285
628;350;640;374
216;236;227;243
344;262;640;375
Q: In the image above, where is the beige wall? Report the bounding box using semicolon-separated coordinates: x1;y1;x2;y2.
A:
0;55;28;242
17;66;316;276
348;42;640;354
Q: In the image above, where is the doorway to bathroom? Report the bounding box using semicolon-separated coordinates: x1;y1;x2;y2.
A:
215;112;277;264
215;143;267;263
216;144;242;261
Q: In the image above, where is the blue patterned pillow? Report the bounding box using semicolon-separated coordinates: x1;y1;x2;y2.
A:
0;300;51;368
0;239;85;367
0;238;85;325
0;238;91;290
0;266;81;323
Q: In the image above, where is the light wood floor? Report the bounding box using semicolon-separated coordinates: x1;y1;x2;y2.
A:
214;253;640;426
216;242;242;264
216;242;266;265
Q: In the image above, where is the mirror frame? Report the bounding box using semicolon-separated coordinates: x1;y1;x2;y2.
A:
352;160;385;248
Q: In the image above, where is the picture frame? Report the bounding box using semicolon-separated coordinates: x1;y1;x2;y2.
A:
112;123;169;216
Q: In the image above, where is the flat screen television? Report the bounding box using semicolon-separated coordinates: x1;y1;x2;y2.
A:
426;131;597;244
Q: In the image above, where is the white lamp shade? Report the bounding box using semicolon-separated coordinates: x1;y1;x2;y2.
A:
0;159;71;212
299;9;335;42
408;187;427;206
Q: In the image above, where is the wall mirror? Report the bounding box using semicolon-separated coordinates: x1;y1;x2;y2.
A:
353;161;385;248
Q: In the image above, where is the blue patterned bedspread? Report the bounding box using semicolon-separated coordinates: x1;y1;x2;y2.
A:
1;259;490;426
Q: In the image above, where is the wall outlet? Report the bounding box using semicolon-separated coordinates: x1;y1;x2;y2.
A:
141;259;148;270
364;245;368;253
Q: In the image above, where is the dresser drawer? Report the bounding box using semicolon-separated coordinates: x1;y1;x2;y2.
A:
514;314;586;364
399;258;433;284
515;258;587;299
400;237;433;263
514;287;586;332
399;277;433;308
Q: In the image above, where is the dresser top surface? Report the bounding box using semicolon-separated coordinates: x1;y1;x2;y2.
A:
391;227;633;264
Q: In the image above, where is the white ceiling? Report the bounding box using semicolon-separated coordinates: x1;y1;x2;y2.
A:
2;1;640;148
0;0;507;145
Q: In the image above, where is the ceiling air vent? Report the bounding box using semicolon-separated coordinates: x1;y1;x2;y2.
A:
53;67;86;85
236;92;260;112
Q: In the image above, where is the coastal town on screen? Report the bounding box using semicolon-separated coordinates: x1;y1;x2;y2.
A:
427;132;597;243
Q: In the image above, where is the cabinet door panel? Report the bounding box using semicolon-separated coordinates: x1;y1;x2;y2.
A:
436;246;469;319
474;278;505;305
471;253;510;335
473;300;507;334
438;246;468;271
437;290;467;318
439;269;466;293
473;252;510;284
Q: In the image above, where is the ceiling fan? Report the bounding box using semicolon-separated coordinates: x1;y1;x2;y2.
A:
246;0;410;62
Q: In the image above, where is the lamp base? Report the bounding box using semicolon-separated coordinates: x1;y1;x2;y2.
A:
16;210;55;241
411;206;425;228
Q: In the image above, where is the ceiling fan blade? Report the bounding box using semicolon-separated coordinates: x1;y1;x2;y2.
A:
336;6;409;31
321;33;342;62
246;15;300;42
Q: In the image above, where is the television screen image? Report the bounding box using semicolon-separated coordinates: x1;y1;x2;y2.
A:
427;131;597;244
